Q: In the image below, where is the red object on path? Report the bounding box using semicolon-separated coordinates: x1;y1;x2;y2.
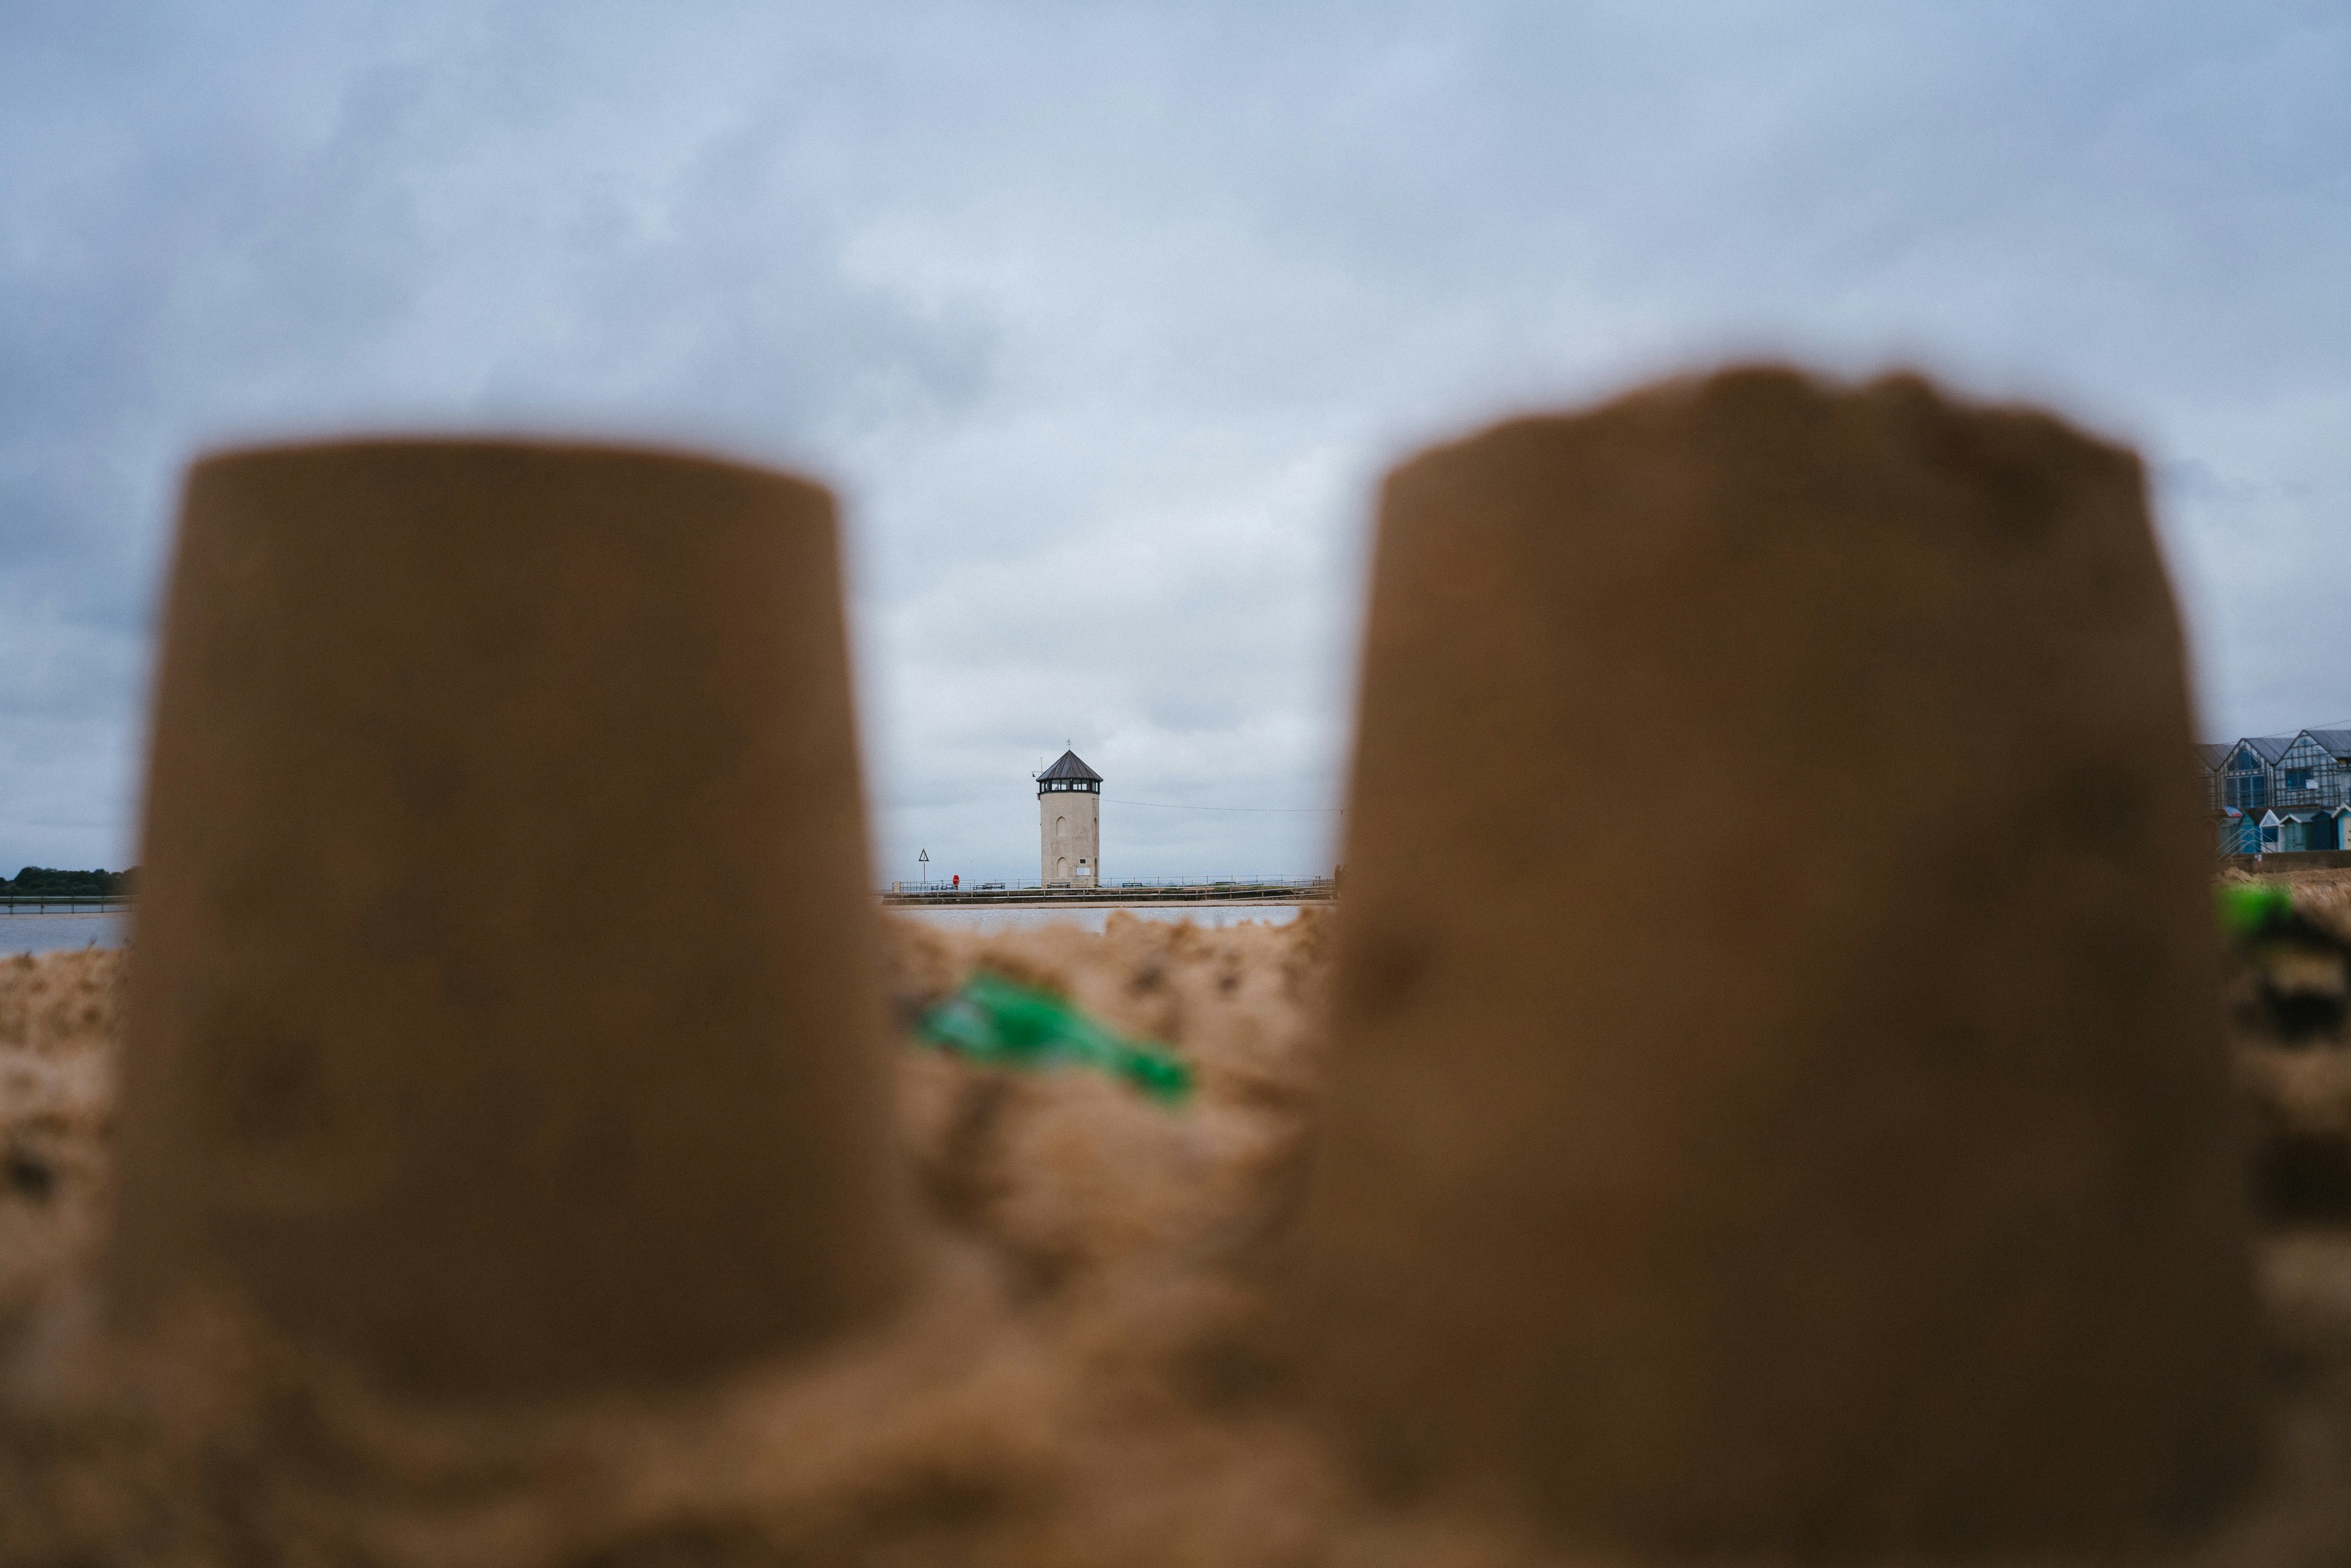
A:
952;874;960;889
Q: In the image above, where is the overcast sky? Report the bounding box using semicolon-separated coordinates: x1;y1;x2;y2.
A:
4;1;2346;885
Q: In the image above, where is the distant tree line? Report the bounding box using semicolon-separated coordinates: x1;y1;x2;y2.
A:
2;867;139;896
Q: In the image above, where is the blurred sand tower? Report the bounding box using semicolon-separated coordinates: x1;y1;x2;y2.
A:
109;441;910;1396
1295;369;2263;1554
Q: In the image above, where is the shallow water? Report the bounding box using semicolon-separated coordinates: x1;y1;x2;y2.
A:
0;911;129;954
893;902;1308;934
0;904;1317;951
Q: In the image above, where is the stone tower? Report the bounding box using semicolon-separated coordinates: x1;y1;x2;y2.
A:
1037;749;1101;886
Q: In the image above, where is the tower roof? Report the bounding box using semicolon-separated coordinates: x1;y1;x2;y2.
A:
1037;749;1101;783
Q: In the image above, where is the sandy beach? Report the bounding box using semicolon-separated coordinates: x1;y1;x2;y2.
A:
1;897;2349;1564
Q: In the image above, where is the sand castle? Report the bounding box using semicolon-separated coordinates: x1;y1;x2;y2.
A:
108;440;913;1396
1291;367;2265;1554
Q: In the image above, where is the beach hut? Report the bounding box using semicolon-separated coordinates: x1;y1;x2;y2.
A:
2277;810;2333;852
2215;808;2260;856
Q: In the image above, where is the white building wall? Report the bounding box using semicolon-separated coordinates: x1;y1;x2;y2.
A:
1039;790;1101;884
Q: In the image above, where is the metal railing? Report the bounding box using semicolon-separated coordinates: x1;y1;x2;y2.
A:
882;876;1337;901
0;894;135;913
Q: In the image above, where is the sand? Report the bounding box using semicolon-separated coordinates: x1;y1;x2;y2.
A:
2;902;2350;1566
1303;368;2257;1556
119;441;907;1399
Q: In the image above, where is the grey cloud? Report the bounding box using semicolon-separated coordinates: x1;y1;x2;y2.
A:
2;0;2347;881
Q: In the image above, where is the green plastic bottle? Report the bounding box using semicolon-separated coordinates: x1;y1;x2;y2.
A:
915;971;1195;1105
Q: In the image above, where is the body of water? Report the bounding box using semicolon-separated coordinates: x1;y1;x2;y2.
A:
1;903;1318;954
892;903;1311;934
1;912;130;955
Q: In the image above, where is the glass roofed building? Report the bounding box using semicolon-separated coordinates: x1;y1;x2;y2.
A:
2275;729;2351;809
2203;727;2351;855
